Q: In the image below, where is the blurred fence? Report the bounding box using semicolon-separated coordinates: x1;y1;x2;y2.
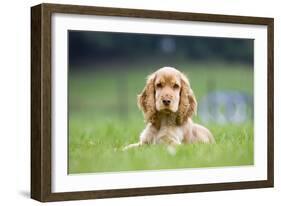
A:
198;91;253;124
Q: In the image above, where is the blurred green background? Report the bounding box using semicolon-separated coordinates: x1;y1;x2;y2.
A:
68;31;254;174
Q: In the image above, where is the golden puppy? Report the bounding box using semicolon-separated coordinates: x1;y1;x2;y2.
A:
124;67;214;150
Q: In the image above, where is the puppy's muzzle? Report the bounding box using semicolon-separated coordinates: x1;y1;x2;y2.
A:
162;99;171;106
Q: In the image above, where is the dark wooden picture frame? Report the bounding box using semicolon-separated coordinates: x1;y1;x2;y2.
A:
31;3;274;202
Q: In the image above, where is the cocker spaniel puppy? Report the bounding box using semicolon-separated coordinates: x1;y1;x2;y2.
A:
124;67;214;150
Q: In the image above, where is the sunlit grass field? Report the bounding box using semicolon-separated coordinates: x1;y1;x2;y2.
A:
68;62;254;174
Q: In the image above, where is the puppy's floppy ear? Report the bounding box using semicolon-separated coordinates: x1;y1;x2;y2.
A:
187;88;197;117
137;73;158;126
176;72;197;125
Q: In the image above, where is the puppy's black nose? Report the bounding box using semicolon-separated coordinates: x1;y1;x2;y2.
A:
162;99;171;106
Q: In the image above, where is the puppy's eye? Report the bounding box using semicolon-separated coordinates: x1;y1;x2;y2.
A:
173;84;179;89
156;83;162;88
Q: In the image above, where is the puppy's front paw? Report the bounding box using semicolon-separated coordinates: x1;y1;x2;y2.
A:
122;142;141;151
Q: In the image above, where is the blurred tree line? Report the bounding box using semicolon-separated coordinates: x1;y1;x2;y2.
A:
69;31;253;69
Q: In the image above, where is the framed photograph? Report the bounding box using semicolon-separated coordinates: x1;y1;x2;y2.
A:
31;3;274;202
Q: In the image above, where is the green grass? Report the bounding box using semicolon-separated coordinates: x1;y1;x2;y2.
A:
68;62;254;174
